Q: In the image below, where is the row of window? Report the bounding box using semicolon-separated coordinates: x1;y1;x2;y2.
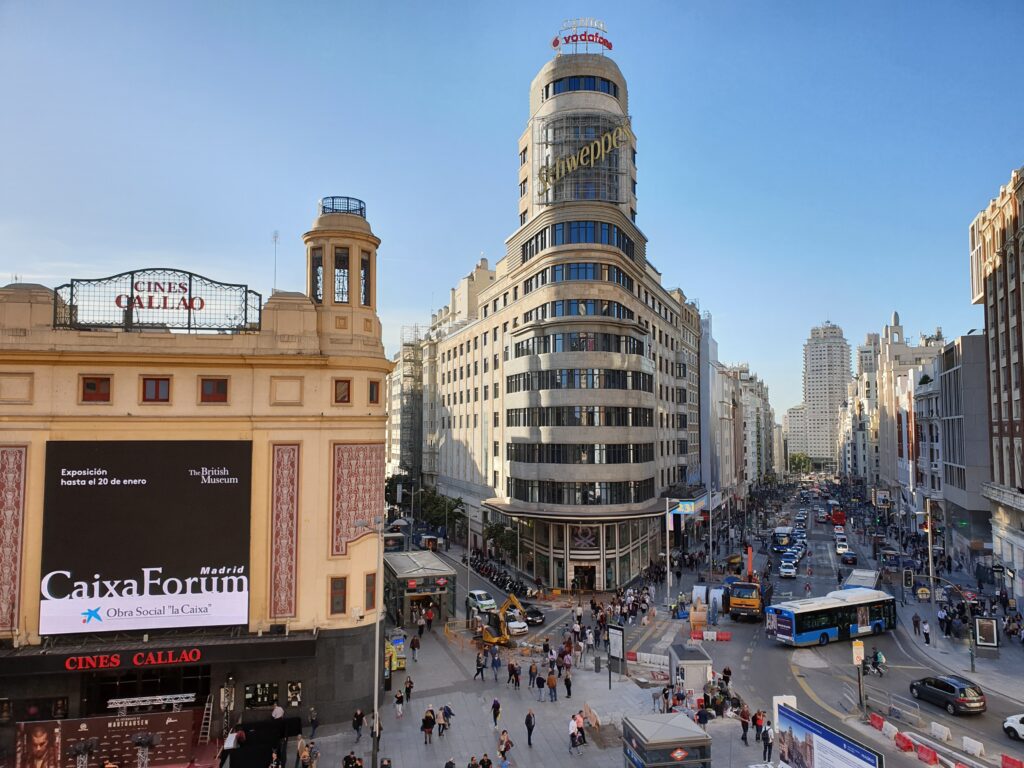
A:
310;246;372;306
544;75;620;100
78;375;380;405
514;332;645;357
508;478;655;506
523;262;634;294
329;573;376;615
522;298;634;323
507;442;654;464
506;369;653;394
506;406;654;428
520;221;636;264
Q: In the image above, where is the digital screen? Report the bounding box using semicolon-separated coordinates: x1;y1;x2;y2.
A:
40;441;251;634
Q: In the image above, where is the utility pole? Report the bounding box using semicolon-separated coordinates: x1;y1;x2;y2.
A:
926;498;936;606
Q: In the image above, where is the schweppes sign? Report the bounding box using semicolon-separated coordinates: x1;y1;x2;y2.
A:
537;124;635;196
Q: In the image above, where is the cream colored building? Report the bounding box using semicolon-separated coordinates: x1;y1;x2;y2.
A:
0;196;390;722
419;50;703;591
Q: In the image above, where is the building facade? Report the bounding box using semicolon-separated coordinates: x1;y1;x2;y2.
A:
419;48;703;591
970;165;1024;599
801;322;851;469
0;197;390;724
385;326;424;479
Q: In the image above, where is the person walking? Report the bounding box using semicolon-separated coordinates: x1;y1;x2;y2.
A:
351;709;365;743
436;705;448;738
417;613;426;638
506;657;516;686
761;720;774;763
308;708;319;739
922;619;931;646
393;690;404;719
491;649;502;682
404;676;414;702
425;606;434;631
753;710;764;742
574;711;587;746
410;635;420;662
528;661;538;689
497;730;513;760
524;710;536;748
912;612;921;636
564;671;573;699
491;698;501;729
739;704;751;745
421;707;435;745
474;651;486;681
443;703;455;730
535;671;546;701
478;755;492;768
547;669;558;702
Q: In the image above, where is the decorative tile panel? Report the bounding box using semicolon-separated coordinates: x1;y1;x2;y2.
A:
0;446;27;631
332;443;384;556
270;444;300;618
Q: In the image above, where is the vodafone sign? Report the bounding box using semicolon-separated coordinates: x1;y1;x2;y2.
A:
552;18;612;52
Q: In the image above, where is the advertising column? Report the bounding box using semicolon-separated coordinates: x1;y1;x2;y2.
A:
40;441;252;635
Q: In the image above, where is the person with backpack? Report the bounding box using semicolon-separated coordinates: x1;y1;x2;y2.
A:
761;719;775;762
497;730;513;760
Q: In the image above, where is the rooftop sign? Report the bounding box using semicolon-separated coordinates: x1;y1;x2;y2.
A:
53;268;262;332
551;18;612;53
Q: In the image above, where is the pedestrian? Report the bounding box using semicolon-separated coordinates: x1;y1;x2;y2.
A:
479;755;492;768
547;670;558;702
696;707;709;732
739;704;751;745
525;709;536;747
421;707;435;745
443;703;455;730
445;760;455;768
404;676;414;702
568;715;582;756
922;619;931;646
293;734;306;768
528;661;538;689
753;710;764;742
497;730;513;760
491;649;502;682
491;698;501;729
564;671;573;698
393;690;404;718
351;709;365;743
506;657;516;686
410;635;420;662
425;606;435;631
417;613;426;637
309;708;319;739
761;719;774;763
912;612;921;636
721;666;732;689
535;671;545;701
574;711;588;746
467;757;479;768
513;662;521;690
474;651;486;681
436;705;448;738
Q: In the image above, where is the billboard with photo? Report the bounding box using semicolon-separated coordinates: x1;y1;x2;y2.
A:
778;704;883;768
41;441;251;635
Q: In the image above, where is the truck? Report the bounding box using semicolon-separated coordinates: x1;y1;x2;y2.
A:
728;546;772;621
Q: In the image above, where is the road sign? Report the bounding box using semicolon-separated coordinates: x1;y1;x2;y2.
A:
852;639;865;665
608;624;624;660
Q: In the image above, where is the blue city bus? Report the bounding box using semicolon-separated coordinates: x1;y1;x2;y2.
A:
766;588;897;646
771;526;795;553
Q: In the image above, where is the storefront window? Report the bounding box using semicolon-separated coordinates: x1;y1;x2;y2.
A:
537;552;549;583
605;523;616;549
554;524;565;547
554;557;565;588
605;559;616;590
618;522;628;546
618;553;630;583
536;522;550;545
630;519;640;542
640;542;649;570
630;547;639;578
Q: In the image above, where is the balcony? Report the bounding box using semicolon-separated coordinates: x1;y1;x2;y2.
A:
319;196;367;218
981;481;1024;511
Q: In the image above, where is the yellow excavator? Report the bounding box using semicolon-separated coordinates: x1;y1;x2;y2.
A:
477;593;527;646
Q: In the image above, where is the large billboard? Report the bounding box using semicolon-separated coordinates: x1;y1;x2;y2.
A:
41;441;251;635
778;704;883;768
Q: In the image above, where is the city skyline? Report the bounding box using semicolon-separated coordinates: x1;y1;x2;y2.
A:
2;1;1023;412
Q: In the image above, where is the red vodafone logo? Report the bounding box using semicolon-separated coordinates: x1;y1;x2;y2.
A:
551;36;560;48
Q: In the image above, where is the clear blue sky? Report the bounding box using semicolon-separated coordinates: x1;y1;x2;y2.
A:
2;1;1021;413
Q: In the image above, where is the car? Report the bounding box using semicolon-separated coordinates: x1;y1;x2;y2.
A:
1004;713;1024;740
505;611;529;635
519;601;546;626
835;539;849;555
793;529;807;541
910;675;986;715
833;525;845;536
779;560;797;578
467;589;497;612
840;551;858;565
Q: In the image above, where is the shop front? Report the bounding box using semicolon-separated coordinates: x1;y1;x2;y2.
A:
383;551;456;627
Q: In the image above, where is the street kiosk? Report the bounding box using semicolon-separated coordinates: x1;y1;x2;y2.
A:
622;713;712;768
383;550;457;627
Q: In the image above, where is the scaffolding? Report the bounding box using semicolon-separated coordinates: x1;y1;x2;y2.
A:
533;111;631;206
399;326;424;481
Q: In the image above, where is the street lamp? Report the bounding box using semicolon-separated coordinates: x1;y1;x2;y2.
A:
355;516;385;768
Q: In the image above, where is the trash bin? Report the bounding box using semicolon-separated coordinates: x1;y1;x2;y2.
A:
594;655;602;673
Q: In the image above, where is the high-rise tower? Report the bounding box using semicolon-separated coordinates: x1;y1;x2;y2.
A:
801;322;851;467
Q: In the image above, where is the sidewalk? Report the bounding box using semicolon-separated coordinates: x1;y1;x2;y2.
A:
304;617;750;768
855;524;1024;703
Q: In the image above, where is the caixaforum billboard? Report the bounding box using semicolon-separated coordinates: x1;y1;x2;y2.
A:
41;441;252;635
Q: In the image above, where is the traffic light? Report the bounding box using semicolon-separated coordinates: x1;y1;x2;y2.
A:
903;569;914;590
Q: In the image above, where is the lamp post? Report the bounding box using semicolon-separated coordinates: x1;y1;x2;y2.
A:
356;516;385;768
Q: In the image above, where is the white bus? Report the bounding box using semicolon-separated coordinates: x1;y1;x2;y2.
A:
842;569;881;591
766;588;897;646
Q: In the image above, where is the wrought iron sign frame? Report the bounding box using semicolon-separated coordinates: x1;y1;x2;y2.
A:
53;267;262;332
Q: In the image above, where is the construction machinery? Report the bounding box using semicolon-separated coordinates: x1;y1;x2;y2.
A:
728;546;770;621
476;593;529;646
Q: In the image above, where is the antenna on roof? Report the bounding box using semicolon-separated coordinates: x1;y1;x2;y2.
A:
272;231;280;293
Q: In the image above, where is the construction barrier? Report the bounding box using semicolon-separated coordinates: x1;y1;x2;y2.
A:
961;736;985;757
894;732;915;752
916;744;939;765
689;630;732;641
625;650;638;661
881;722;900;740
868;713;884;730
1002;756;1024;768
929;721;952;742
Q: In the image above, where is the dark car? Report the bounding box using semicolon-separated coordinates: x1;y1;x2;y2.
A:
909;675;986;715
519;602;546;626
840;551;858;565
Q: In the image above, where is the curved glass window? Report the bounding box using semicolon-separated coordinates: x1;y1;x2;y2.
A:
521;221;636;264
507;443;655;464
509;478;654;505
506;369;653;393
544;76;619;99
514;332;644;357
505;406;653;428
523;262;633;294
524;299;633;322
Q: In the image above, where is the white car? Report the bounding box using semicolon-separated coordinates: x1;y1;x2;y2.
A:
779;560;798;578
833;525;845;536
505;610;529;635
1005;713;1024;740
836;539;849;555
467;589;497;612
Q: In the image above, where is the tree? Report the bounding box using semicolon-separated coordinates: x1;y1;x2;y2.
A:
789;453;812;475
483;522;519;563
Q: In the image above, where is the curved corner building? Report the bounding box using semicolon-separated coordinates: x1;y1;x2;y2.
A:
421;44;702;591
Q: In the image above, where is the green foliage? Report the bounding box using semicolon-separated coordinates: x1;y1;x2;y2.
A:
789;453;812;474
483;521;519;560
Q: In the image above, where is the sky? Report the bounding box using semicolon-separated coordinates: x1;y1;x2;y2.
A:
2;0;1022;413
